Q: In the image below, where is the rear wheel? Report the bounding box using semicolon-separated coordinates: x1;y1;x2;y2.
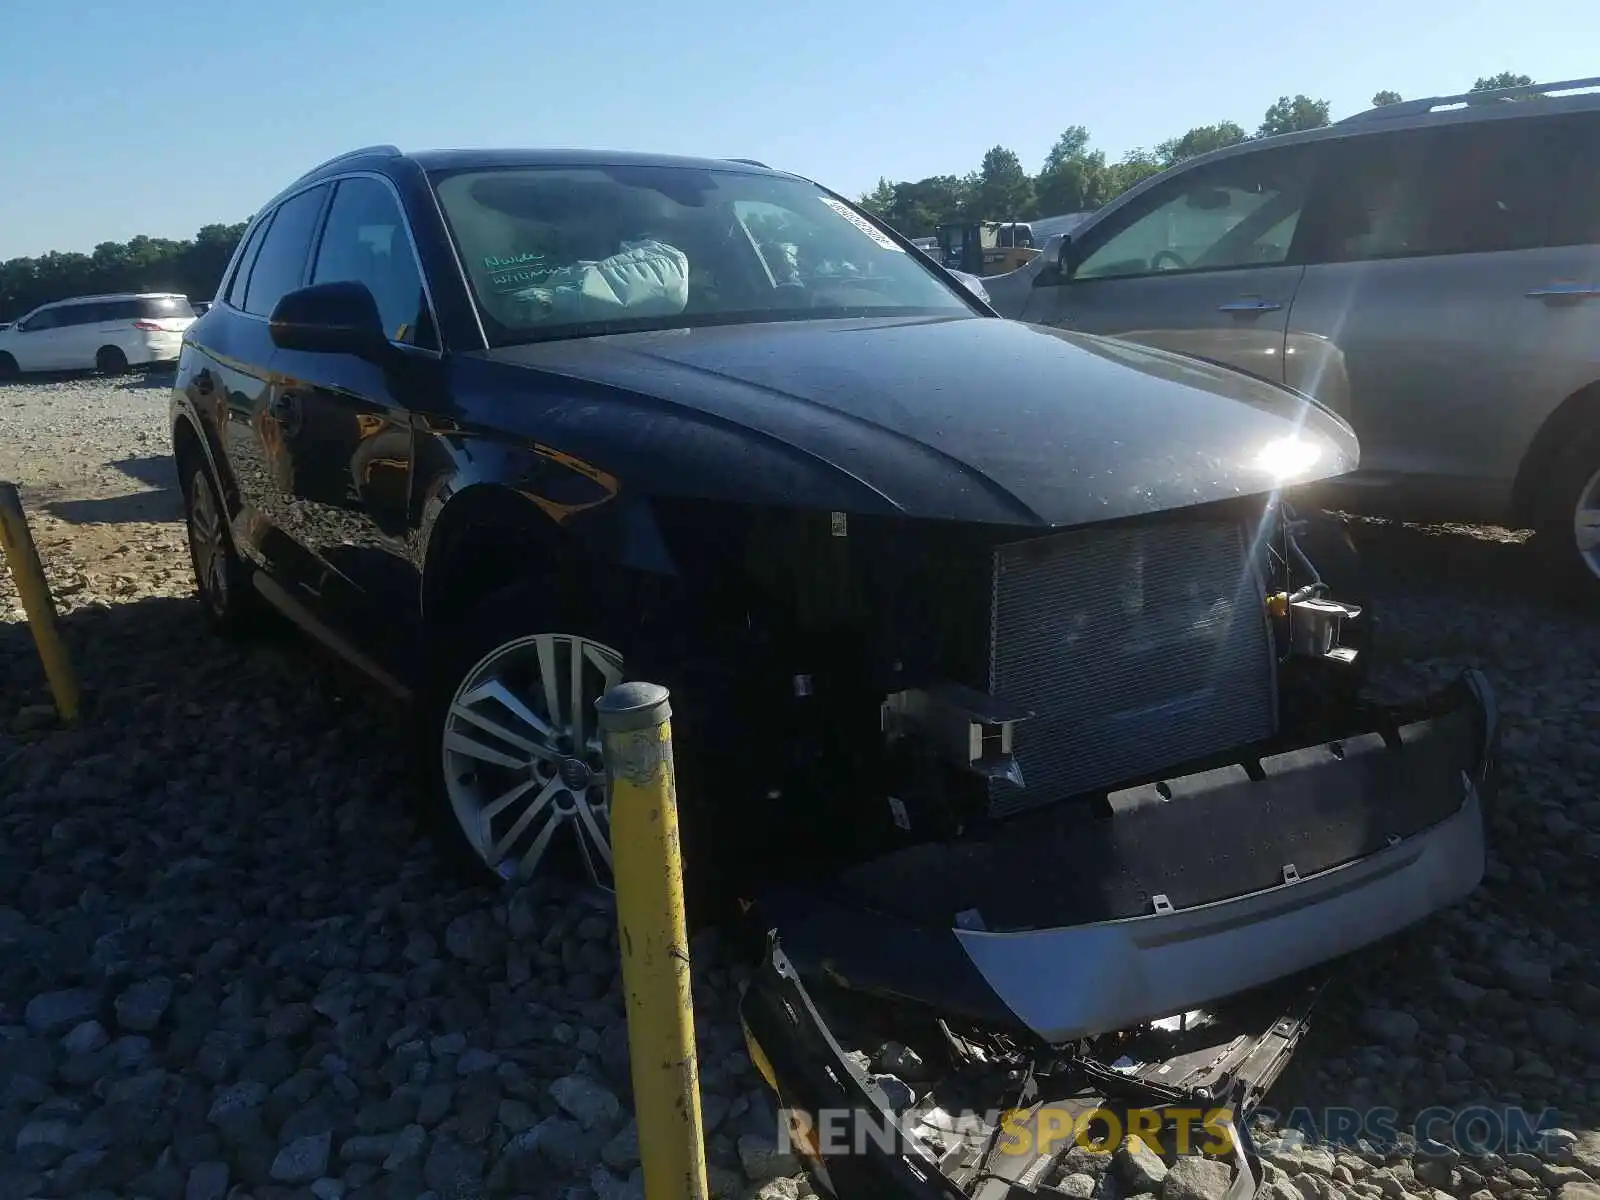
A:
181;461;262;638
95;345;128;375
0;353;17;381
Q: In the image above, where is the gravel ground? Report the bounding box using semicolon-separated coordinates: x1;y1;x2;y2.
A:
2;372;1598;1200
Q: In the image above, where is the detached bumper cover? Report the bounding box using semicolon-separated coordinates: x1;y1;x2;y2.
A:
749;669;1498;1042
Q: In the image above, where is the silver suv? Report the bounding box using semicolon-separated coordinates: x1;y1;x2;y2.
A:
987;75;1600;590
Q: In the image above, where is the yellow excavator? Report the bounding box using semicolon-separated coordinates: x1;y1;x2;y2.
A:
935;221;1039;276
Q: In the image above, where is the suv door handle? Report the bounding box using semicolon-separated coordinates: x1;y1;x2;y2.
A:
1525;283;1600;301
1218;298;1284;313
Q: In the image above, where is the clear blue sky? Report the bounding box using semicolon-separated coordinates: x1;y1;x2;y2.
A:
0;0;1589;259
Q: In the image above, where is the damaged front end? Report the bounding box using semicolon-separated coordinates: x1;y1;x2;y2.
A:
741;935;1316;1200
724;498;1500;1199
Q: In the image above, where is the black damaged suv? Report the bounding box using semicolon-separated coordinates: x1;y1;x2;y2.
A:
172;144;1497;1198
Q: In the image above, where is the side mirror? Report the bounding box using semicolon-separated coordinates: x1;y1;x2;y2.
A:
269;281;388;358
1032;235;1075;288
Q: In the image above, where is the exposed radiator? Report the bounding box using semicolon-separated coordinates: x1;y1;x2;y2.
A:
987;518;1276;818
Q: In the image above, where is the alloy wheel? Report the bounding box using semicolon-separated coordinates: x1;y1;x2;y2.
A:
1576;463;1600;583
185;468;229;617
441;633;624;888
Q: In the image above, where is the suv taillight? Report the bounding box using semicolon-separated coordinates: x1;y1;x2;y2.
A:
133;320;161;331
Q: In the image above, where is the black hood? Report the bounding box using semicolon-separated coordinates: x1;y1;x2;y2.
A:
479;315;1358;527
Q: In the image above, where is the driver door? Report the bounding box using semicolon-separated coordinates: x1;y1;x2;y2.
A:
1020;144;1316;385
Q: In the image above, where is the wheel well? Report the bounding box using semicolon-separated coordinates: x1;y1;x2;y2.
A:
421;487;590;630
1511;380;1600;526
172;417;204;480
97;344;126;360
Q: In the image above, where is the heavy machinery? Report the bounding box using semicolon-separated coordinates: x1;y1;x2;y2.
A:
935;220;1039;275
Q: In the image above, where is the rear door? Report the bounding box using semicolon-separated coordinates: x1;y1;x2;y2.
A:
1285;113;1600;522
265;173;436;662
211;184;332;585
1020;144;1315;384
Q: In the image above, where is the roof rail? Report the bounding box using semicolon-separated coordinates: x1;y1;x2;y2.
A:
1340;75;1600;123
294;144;403;182
725;157;771;168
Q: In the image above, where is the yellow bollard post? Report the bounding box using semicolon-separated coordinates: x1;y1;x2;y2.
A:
0;481;79;724
596;681;708;1200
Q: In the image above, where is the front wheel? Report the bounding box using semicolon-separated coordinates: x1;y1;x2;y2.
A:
419;591;628;890
1539;431;1600;598
0;353;18;381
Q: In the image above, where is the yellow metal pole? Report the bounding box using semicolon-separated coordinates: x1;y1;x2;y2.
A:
0;481;79;725
596;681;708;1200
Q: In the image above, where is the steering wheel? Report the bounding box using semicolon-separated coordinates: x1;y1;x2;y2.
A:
1150;249;1190;272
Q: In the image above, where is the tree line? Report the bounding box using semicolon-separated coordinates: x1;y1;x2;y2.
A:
0;72;1536;320
856;72;1535;237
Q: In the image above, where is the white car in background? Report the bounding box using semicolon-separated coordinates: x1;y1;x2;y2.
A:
0;293;196;379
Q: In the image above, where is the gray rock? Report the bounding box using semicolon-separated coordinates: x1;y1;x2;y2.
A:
185;1161;230;1200
1262;1145;1337;1180
271;1131;333;1184
114;977;173;1031
1059;1175;1099;1199
62;1020;109;1055
602;1119;641;1172
738;1132;800;1183
338;1132;400;1163
24;987;101;1036
1163;1157;1234;1200
1118;1137;1169;1193
422;1136;486;1198
208;1081;268;1123
550;1073;622;1130
1556;1185;1600;1200
1359;1008;1420;1047
381;1124;428;1172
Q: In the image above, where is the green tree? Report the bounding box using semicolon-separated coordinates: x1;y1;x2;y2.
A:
974;146;1035;222
1472;71;1533;92
1371;89;1403;106
1104;149;1165;199
1257;94;1332;137
1035;126;1110;215
0;221;248;321
1155;120;1249;165
859;178;897;219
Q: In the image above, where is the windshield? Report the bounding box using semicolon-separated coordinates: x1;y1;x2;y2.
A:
430;164;973;346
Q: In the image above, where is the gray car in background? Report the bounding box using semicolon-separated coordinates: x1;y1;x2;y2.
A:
986;75;1600;592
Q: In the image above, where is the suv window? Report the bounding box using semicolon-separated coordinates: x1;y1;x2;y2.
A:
244;185;329;318
1073;148;1312;281
1301;116;1597;262
18;308;60;332
139;296;195;319
311;177;434;348
227;217;272;309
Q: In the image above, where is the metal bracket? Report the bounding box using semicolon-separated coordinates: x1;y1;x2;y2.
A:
881;682;1035;787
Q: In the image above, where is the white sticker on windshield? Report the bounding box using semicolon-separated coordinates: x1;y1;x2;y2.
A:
818;196;903;251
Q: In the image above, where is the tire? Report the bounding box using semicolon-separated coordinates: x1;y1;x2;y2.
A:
415;581;633;892
180;459;263;638
95;345;129;375
1536;427;1600;598
0;353;18;381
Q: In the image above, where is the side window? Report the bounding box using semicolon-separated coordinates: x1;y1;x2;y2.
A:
310;177;434;347
1073;149;1312;281
243;185;329;318
51;305;92;327
1302;120;1580;263
226;216;272;310
19;309;59;332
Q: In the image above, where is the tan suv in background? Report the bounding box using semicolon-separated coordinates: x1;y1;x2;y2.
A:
987;75;1600;592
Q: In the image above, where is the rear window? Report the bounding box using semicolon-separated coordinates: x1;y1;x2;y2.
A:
138;296;195;319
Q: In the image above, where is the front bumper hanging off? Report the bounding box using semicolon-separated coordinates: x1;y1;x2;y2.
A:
737;670;1499;1199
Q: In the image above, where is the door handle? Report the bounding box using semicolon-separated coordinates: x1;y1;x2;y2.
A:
1218;298;1284;313
1525;283;1600;301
